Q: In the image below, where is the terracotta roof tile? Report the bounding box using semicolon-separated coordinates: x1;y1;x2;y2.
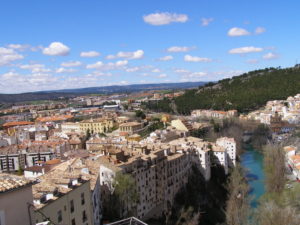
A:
0;174;33;193
3;121;34;127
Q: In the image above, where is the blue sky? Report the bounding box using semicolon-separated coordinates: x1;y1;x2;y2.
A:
0;0;299;93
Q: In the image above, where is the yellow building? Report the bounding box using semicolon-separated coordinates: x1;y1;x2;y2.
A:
119;122;143;135
171;119;192;132
161;114;171;123
80;118;114;134
126;134;142;142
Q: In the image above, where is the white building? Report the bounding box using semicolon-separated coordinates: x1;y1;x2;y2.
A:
216;137;236;167
211;144;228;174
61;122;81;134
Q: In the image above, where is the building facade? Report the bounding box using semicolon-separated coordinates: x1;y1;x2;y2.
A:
0;174;34;225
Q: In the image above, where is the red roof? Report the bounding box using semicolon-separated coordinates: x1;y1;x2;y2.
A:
36;115;73;122
3;121;34;128
45;159;61;165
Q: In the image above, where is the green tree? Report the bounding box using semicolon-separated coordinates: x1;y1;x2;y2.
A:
135;110;146;119
146;66;300;114
113;172;139;218
86;128;91;139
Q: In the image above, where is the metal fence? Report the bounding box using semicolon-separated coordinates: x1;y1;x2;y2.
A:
105;217;148;225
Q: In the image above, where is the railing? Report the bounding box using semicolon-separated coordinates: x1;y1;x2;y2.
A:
105;217;148;225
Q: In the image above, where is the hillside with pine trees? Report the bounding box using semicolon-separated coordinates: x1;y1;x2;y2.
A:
148;65;300;114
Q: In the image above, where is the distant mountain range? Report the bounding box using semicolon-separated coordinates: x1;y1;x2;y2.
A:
0;81;207;104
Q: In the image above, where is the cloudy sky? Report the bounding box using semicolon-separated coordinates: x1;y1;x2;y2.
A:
0;0;299;93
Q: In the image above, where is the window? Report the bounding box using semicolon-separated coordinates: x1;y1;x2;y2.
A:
82;210;87;222
81;193;85;205
70;200;74;213
57;210;62;223
71;218;76;225
94;195;97;207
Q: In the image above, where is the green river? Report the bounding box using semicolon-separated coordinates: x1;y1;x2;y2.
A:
240;146;265;207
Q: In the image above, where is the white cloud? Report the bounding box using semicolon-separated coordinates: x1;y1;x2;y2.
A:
263;52;278;60
152;68;161;73
255;27;266;34
27;73;58;85
1;71;19;80
182;72;207;78
80;51;100;57
56;68;77;73
158;55;173;61
143;12;188;26
201;18;213;26
0;48;15;55
0;70;61;93
126;67;140;72
106;50;144;60
167;46;194;52
86;60;128;70
119;80;129;85
229;46;263;54
105;55;115;60
86;61;104;69
213;70;244;79
43;42;70;56
174;68;190;73
20;64;44;70
19;64;51;73
115;60;128;66
7;44;31;51
1;69;117;94
184;54;212;62
91;71;112;77
0;47;24;66
180;71;207;82
228;27;251;37
158;73;167;78
61;61;82;67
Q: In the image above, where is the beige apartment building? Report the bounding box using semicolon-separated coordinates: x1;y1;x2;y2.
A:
33;171;94;225
99;144;193;220
99;135;236;220
191;109;238;119
80;118;115;134
0;174;34;225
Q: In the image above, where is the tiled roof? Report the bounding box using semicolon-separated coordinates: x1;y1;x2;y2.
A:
0;174;33;193
119;122;142;127
2;121;34;127
36;115;73;122
45;159;61;165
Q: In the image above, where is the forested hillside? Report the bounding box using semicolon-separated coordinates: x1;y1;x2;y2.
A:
173;66;300;114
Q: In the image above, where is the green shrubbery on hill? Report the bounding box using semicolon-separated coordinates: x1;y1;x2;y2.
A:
173;66;300;114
